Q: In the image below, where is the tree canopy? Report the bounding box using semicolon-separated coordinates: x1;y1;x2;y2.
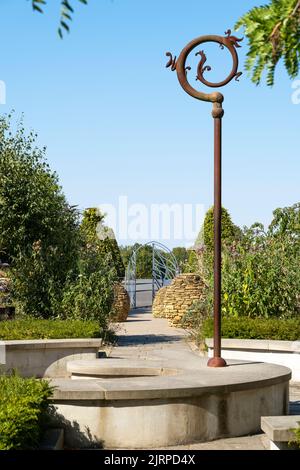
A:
236;0;300;86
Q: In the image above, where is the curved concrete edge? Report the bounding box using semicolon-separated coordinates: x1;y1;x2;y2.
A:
206;338;300;353
50;378;290;449
0;339;103;378
0;339;103;350
50;360;291;401
205;338;300;381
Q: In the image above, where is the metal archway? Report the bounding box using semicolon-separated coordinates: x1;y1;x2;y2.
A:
124;242;180;309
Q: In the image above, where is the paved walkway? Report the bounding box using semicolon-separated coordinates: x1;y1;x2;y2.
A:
109;307;300;450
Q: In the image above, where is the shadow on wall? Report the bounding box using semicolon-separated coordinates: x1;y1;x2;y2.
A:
46;406;104;449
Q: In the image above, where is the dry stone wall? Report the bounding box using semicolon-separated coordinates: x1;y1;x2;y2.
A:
111;283;130;322
152;273;206;326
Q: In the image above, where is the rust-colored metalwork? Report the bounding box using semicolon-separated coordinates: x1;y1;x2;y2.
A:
166;30;242;368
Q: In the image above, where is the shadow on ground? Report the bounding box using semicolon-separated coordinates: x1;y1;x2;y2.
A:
116;334;184;346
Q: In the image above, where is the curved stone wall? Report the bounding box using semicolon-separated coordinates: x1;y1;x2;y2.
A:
152;273;206;326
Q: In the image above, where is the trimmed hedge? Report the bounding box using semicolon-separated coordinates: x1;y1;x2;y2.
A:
0;374;53;450
0;318;102;340
203;317;300;341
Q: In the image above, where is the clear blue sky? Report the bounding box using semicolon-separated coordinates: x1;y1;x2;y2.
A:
0;0;299;248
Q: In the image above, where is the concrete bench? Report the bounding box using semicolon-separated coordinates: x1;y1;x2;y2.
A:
261;416;300;450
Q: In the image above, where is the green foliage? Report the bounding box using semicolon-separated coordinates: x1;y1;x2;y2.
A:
292;425;300;447
236;0;300;86
60;255;117;330
201;206;241;253
221;221;300;319
31;0;88;38
269;202;300;237
120;244;153;279
80;208;125;279
0;374;53;450
202;316;300;341
0;318;102;340
183;250;199;273
171;247;188;271
57;208;121;327
0;115;80;318
187;203;300;323
181;298;210;347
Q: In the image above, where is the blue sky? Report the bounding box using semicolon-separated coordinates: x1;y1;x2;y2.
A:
0;0;299;248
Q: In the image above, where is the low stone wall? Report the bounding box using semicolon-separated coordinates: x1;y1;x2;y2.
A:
111;283;130;322
153;273;206;326
206;338;300;381
0;339;102;378
49;356;291;449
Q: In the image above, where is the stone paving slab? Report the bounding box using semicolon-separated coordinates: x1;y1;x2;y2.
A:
159;434;270;450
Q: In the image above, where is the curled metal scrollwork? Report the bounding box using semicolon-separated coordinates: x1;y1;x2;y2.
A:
166;30;243;104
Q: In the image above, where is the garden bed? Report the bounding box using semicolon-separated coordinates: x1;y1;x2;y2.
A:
203;317;300;341
0;318;102;340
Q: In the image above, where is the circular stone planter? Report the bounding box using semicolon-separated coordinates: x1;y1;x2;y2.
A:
50;350;291;449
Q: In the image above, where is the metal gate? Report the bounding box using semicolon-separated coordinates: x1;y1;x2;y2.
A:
124;241;179;309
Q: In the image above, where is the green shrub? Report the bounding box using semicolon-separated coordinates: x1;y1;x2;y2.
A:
0;374;53;450
183;250;199;273
193;217;300;320
0;318;102;340
0;115;80;318
59;249;117;328
195;206;241;252
221;230;300;319
202;317;300;341
292;425;300;448
80;208;125;279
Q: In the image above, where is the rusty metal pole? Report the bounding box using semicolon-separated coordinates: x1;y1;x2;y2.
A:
207;105;226;367
166;30;242;368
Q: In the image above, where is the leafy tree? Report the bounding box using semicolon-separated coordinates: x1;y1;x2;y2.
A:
80;208;125;279
0;115;80;317
268;202;300;238
120;244;152;279
236;0;300;85
31;0;88;38
172;247;188;271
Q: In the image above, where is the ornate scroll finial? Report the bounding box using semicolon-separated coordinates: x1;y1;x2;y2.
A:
224;29;243;48
165;29;243;104
165;52;177;71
